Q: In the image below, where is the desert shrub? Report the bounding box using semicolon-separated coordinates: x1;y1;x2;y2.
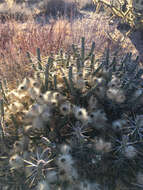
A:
0;0;82;23
76;0;95;10
0;3;32;23
34;0;81;19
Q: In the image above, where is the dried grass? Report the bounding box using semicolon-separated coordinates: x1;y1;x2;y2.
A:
0;10;139;89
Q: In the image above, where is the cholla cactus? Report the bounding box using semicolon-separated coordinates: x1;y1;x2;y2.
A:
37;180;50;190
94;138;112;153
89;109;107;129
1;38;143;190
112;119;127;131
24;147;54;188
92;0;143;32
73;106;90;123
57;153;78;184
9;154;24;169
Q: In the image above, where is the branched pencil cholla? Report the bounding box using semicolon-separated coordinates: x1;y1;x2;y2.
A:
70;121;90;142
125;114;143;141
24;148;54;188
1;38;143;189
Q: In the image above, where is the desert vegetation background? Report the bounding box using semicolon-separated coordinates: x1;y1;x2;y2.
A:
0;0;142;88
